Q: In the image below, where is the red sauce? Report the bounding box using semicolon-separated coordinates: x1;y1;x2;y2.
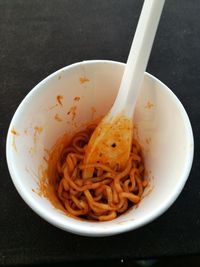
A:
11;127;19;151
73;96;80;102
11;127;19;136
56;95;63;106
67;106;77;121
33;126;43;144
79;76;90;84
54;114;62;122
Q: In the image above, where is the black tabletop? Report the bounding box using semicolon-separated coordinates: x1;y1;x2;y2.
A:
0;0;200;265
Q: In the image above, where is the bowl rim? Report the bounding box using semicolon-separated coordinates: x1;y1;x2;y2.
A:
6;60;194;236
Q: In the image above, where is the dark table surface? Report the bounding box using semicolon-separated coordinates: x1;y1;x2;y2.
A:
0;0;200;265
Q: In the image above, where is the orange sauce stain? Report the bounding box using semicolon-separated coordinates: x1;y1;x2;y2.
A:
145;101;155;109
35;136;72;215
33;126;43;145
49;104;58;110
35;165;48;197
11;127;19;136
79;76;90;84
54;114;62;122
56;95;63;106
34;126;43;134
12;139;17;151
11;127;19;151
73;96;80;102
31;167;47;196
67;106;77;121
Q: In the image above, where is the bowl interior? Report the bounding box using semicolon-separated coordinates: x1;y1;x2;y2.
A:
7;61;193;236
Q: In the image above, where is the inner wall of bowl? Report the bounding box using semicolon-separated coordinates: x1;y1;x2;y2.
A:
8;61;192;233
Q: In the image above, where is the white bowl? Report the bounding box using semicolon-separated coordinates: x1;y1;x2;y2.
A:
6;60;194;236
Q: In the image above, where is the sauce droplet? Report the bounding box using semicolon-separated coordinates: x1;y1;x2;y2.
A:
79;76;90;84
56;95;63;106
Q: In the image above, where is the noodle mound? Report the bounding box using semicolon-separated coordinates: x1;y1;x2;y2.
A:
49;125;147;221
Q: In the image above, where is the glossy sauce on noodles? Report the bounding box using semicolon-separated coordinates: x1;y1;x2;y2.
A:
47;125;147;221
